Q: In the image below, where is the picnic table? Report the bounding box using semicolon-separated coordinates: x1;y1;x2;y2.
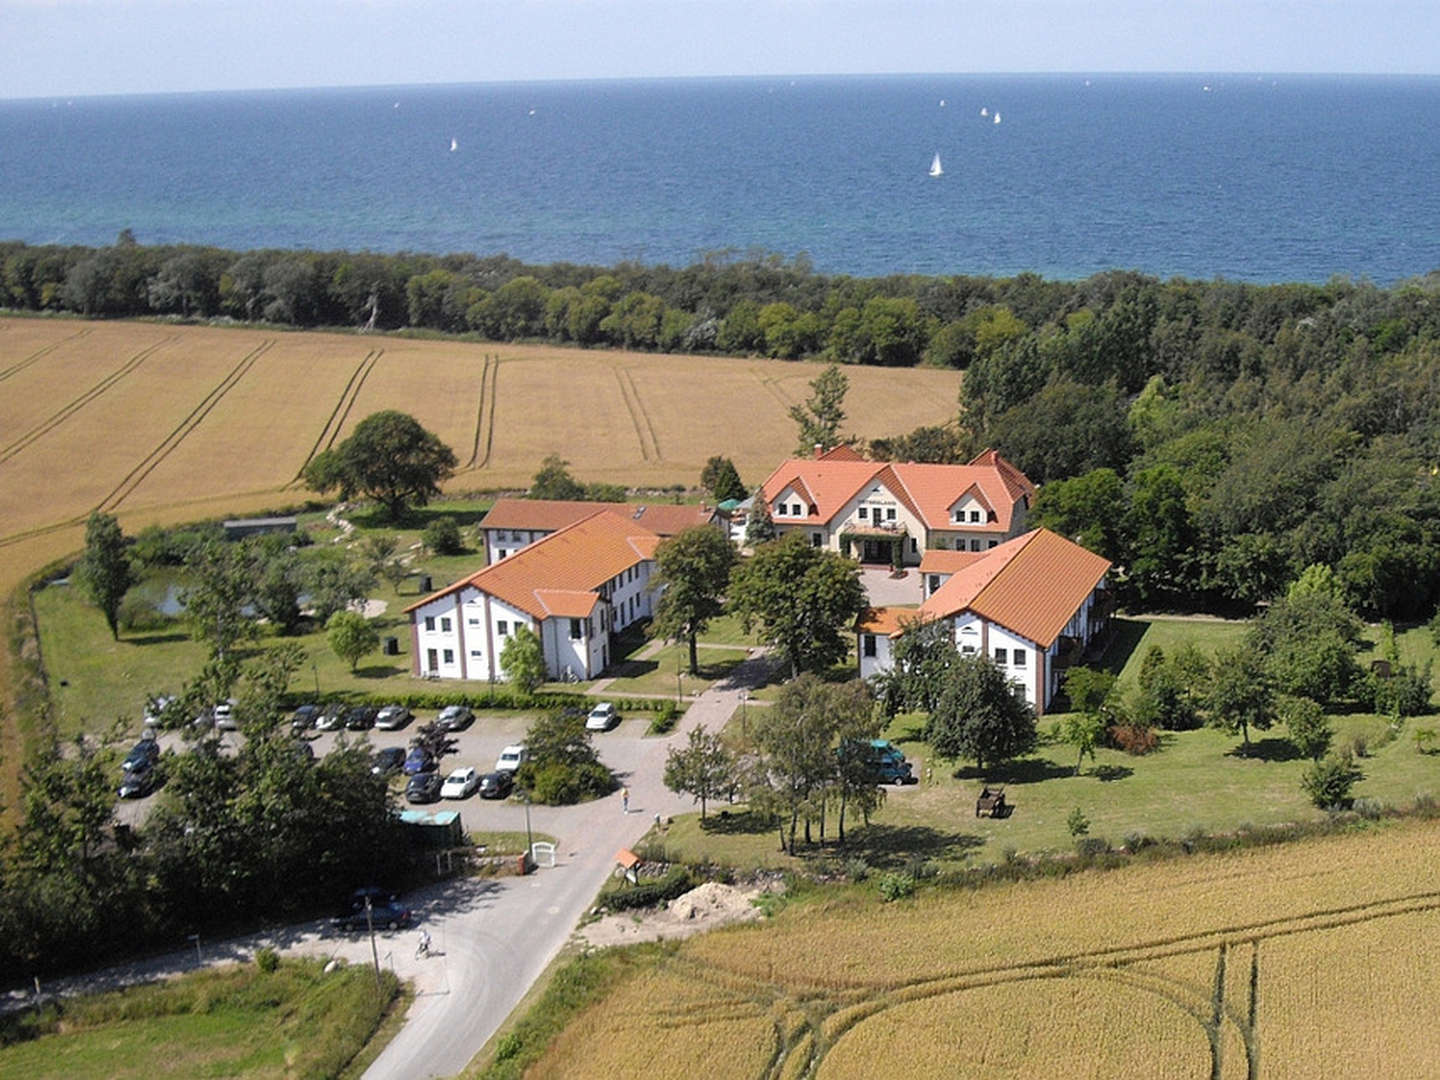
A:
975;786;1007;818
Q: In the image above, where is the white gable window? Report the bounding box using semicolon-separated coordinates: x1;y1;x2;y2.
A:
774;503;786;517
1013;648;1026;667
858;506;868;520
497;620;509;636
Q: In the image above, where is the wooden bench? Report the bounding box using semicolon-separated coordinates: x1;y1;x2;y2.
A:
976;786;1007;818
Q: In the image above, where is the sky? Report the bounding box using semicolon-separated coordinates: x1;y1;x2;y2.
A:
2;0;1437;99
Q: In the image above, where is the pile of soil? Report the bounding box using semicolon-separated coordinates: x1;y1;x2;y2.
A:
578;881;770;948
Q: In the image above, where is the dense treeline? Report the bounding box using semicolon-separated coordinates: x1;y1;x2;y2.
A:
5;234;1440;618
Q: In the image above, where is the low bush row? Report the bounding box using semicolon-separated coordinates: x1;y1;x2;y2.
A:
596;867;695;912
281;689;681;715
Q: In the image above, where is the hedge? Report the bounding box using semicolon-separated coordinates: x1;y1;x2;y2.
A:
597;867;695;912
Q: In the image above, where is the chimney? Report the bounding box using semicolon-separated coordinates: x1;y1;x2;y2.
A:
813;443;824;459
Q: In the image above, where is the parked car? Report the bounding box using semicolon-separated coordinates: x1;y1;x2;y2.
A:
436;705;474;732
375;705;412;730
335;888;412;932
403;746;437;775
290;703;322;735
372;747;406;777
314;703;346;731
213;699;238;731
478;770;514;799
142;693;175;730
344;705;378;731
122;739;161;773
840;738;915;785
440;766;481;799
191;707;216;731
495;744;528;773
290;740;315;765
117;763;159;799
405;771;444;803
585;702;618;731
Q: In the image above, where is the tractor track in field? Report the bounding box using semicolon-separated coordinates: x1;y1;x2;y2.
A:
291;348;382;483
614;365;660;461
465;353;501;469
754;371;795;413
95;339;274;514
0;336;176;465
0;327;92;383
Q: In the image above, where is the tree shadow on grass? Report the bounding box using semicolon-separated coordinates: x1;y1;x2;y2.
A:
951;756;1073;785
699;809;773;836
1227;737;1302;762
802;824;986;871
355;664;407;679
1092;764;1133;782
125;631;191;646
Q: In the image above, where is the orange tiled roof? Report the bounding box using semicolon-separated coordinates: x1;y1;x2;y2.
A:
918;549;990;573
818;444;867;461
405;510;658;620
857;606;928;635
759;450;1032;533
481;498;713;537
919;528;1110;648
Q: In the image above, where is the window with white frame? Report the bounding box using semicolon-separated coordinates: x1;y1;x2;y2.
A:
424;616;435;631
497;620;509;636
858;506;868;520
440;617;452;632
886;507;896;521
970;510;982;523
1012;648;1026;667
863;634;877;658
569;618;583;639
791;503;802;516
993;647;1007;664
442;648;454;664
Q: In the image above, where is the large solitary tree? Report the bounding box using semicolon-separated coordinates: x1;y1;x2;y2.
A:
304;410;456;520
728;534;866;678
75;510;133;640
651;525;736;674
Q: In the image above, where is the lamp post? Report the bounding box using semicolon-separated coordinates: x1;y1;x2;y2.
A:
522;792;533;874
312;662;320;696
739;690;748;737
364;896;381;992
676;653;683;705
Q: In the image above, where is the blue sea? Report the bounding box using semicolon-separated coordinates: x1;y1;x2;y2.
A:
1;74;1438;284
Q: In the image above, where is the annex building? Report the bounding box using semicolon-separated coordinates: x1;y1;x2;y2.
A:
478;498;716;563
405;509;663;683
858;528;1112;714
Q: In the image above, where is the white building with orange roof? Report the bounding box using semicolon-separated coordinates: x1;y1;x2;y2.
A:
758;446;1035;567
858;528;1112;714
404;509;662;682
478;498;716;563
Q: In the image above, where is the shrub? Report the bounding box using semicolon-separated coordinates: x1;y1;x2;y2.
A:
254;947;280;973
526;761;614;805
117;592;175;633
1066;807;1090;837
598;868;693;912
1108;723;1159;755
1075;836;1110;857
1353;797;1384;820
876;872;915;902
1367;662;1434;718
1122;831;1151;852
647;701;681;735
422;515;465;555
903;855;938;881
844;858;870;882
1301;751;1361;809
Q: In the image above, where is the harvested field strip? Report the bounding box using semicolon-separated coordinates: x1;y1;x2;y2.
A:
465;353;501;469
95;339;274;514
0;336;175;464
614;365;659;461
291;348;381;481
0;326;91;383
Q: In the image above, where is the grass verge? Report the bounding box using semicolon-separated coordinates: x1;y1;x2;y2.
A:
0;957;400;1080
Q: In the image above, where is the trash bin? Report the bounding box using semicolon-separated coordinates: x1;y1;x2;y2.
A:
383;636;399;656
419;575;432;592
517;853;529;876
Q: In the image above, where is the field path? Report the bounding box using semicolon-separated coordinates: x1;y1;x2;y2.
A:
0;326;91;383
0;335;175;465
97;339;274;513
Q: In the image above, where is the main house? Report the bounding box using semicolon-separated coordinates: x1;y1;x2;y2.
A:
478;498;716;563
758;447;1035;566
857;528;1112;715
405;509;664;682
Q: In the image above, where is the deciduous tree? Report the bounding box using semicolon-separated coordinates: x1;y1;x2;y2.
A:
75;510;133;640
1207;646;1275;754
327;610;379;672
663;727;736;820
529;453;586;500
925;655;1037;771
500;625;546;693
700;455;747;503
303;410;456;520
728;533;865;678
651;526;736;674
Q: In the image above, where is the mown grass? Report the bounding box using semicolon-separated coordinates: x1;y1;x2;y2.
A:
0;958;400;1080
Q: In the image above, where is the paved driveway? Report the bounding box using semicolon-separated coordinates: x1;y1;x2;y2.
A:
859;565;923;607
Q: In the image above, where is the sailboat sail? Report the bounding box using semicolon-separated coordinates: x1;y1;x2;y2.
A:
929;152;943;177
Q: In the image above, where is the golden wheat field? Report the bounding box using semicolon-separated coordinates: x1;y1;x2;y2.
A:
0;318;958;582
533;820;1440;1078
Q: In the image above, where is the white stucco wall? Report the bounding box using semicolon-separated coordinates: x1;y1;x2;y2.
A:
483;527;553;564
858;631;893;680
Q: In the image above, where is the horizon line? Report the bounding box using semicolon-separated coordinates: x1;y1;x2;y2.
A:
4;69;1437;105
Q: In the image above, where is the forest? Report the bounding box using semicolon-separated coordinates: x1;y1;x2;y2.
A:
4;235;1440;620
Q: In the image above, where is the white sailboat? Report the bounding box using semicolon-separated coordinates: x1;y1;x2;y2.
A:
993;112;1001;124
449;137;458;152
929;152;944;178
980;107;988;117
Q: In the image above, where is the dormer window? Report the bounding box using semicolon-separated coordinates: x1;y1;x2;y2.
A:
774;503;786;517
969;510;981;523
792;503;803;517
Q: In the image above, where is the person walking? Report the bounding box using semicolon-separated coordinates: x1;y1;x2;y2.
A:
621;786;630;813
416;929;432;959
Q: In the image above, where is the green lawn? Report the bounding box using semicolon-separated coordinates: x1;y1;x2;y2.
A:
0;959;401;1080
1107;614;1250;685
